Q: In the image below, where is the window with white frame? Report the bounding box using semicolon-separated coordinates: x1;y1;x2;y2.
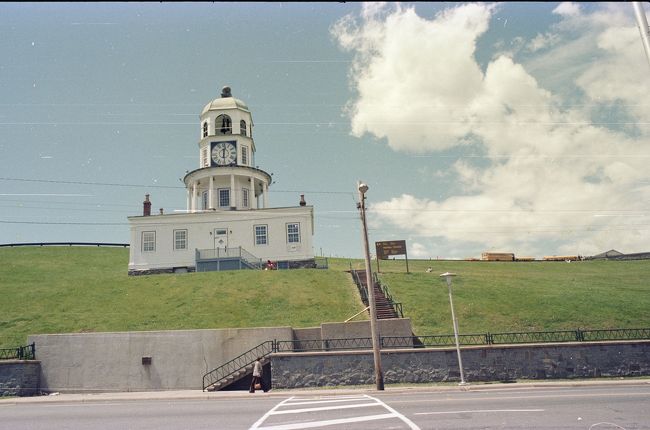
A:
241;146;248;165
218;188;230;208
287;223;300;243
202;121;208;138
240;120;247;136
242;188;249;208
142;231;156;252
254;224;268;245
174;229;187;250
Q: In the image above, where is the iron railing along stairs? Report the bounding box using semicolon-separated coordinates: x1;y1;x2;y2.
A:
350;269;403;319
202;341;275;391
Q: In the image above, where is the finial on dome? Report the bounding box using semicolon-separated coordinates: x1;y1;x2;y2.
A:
221;86;232;98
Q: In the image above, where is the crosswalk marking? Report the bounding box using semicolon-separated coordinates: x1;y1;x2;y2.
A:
270;402;379;415
251;413;397;430
249;394;421;430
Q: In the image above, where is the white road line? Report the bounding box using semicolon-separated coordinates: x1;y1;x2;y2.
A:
415;408;545;416
271;402;379;415
284;395;368;402
254;413;397;430
249;396;295;430
282;397;368;406
366;395;421;430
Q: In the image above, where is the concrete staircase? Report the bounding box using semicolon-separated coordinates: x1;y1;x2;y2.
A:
352;270;399;319
205;357;269;392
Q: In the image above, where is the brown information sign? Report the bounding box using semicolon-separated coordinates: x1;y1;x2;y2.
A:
375;240;409;273
375;240;407;259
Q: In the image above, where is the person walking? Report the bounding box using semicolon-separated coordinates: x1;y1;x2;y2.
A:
249;358;265;393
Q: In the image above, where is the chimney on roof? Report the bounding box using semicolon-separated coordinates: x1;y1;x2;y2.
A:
143;194;151;216
299;194;306;207
159;208;164;215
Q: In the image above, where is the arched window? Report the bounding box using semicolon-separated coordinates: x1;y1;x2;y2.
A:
202;121;208;138
216;114;232;135
240;120;247;136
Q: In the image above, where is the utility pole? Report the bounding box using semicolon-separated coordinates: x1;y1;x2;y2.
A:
357;181;384;390
633;2;650;68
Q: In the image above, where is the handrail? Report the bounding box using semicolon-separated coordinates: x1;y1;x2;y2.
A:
373;273;404;318
350;269;368;305
202;341;274;391
196;246;263;270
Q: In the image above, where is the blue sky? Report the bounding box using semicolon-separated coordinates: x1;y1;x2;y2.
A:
1;2;649;259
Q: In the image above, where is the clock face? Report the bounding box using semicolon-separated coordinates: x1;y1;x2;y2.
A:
211;142;237;166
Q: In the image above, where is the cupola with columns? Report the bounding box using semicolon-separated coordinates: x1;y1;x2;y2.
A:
183;86;272;212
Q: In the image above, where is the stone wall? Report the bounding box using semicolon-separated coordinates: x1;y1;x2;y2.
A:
271;340;650;388
0;361;40;396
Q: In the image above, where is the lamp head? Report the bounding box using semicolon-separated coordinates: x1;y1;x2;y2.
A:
358;182;369;194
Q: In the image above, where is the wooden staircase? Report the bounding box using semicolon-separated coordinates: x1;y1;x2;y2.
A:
352;270;399;319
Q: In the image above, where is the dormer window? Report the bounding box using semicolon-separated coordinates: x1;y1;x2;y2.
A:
202;121;208;138
216;114;232;135
240;120;247;136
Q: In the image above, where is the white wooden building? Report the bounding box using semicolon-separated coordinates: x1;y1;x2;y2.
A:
128;87;315;275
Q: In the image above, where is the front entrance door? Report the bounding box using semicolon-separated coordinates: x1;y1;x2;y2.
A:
214;228;228;251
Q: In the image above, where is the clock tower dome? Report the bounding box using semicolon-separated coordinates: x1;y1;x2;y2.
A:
183;86;272;211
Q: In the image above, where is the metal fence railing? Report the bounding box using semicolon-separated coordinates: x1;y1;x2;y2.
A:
196;246;263;271
202;328;650;390
278;328;650;353
0;242;128;248
0;343;35;360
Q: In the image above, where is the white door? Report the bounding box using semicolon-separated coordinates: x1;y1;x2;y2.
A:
214;228;228;251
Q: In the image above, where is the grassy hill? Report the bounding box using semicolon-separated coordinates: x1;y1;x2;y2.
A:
1;247;649;348
340;257;650;336
0;247;365;348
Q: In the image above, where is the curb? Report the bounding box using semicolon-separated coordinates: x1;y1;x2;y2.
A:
2;378;648;405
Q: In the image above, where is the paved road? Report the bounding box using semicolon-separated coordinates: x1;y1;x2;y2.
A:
1;383;649;429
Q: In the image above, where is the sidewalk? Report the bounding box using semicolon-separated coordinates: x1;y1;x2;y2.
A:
2;378;648;404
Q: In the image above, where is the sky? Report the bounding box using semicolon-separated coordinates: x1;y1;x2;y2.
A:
1;2;649;260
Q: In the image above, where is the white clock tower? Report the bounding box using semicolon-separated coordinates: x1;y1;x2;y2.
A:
184;86;272;212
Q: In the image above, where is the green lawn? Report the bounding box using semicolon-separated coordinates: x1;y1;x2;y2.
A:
366;258;650;335
1;249;649;348
0;247;365;348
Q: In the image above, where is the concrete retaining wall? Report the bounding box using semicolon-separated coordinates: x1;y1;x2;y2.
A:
271;340;650;388
0;360;40;396
321;319;413;339
29;327;293;393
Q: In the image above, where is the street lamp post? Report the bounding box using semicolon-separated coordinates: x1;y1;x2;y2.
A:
358;181;384;391
440;272;466;385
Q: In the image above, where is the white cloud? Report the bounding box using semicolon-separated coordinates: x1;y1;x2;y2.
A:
333;3;650;258
553;2;581;17
526;32;561;52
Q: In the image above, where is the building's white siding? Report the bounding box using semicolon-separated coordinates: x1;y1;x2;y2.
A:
128;206;314;272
